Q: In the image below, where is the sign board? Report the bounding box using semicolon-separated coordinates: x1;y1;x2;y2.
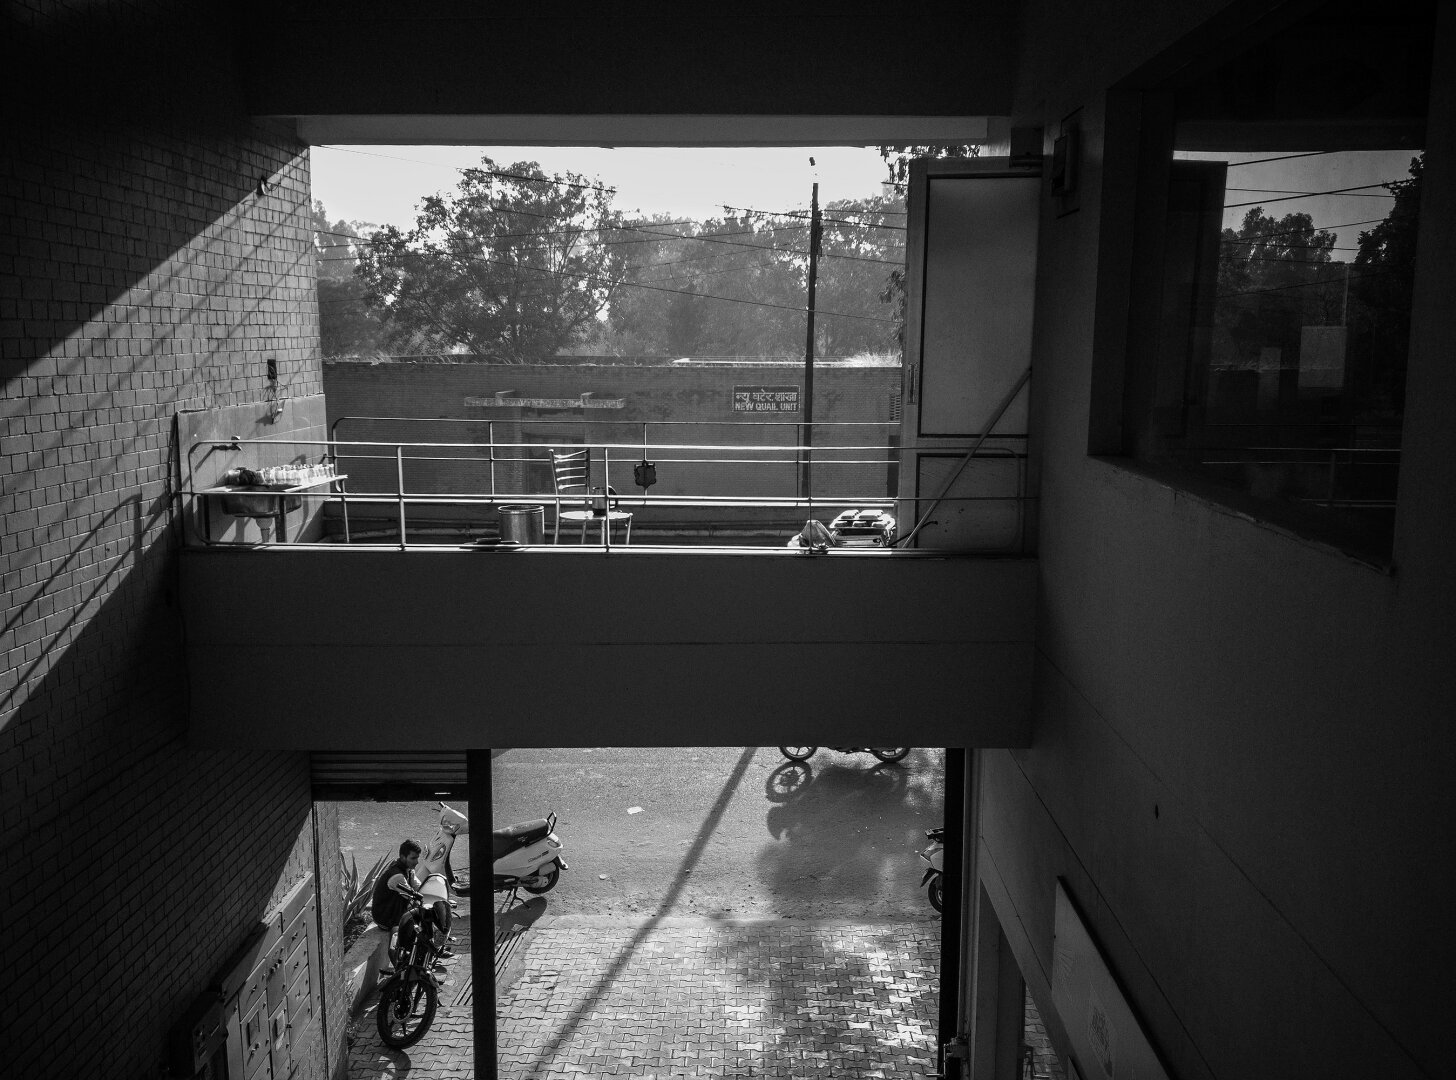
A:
1051;880;1169;1080
733;385;800;413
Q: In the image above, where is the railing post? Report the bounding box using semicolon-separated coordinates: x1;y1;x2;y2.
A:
602;445;612;550
488;420;496;498
396;444;407;550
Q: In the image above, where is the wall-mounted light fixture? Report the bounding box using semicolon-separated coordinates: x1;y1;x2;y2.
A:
1051;128;1079;194
1052;111;1082;216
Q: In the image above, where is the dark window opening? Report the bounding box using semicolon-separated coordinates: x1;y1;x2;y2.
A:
1123;1;1436;561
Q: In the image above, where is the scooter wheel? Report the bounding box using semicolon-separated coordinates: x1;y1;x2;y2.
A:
870;747;910;762
928;876;944;913
523;859;561;895
779;746;816;761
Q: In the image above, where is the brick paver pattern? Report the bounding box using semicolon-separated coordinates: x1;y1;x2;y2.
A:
350;915;940;1079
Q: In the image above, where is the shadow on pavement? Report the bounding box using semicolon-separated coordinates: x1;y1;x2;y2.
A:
497;894;549;935
701;919;941;1073
520;745;760;1076
757;749;942;908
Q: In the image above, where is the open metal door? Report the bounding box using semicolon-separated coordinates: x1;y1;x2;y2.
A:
897;158;1041;551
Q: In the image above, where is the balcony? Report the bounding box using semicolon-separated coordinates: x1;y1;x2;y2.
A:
183;414;1032;552
178;407;1036;750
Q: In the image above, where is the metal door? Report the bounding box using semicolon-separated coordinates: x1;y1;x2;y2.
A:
897;158;1041;551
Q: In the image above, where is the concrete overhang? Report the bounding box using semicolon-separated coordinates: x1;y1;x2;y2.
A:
288;114;995;148
243;3;1021;141
181;547;1036;749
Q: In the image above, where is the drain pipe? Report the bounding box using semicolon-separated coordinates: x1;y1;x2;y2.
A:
893;366;1032;548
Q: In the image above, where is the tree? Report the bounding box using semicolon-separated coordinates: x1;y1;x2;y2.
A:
604;213;807;356
873;146;977;351
601;204;903;359
312;201;390;357
1214;207;1341;367
812;195;905;357
355;158;627;361
1348;154;1423;418
877;143;982;187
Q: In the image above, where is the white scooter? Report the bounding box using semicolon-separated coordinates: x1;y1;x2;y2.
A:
919;827;945;913
417;802;568;906
491;812;568;899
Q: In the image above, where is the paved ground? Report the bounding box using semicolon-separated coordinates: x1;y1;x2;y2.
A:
348;892;941;1078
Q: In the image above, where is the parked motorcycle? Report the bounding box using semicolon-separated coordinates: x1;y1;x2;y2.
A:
919;827;945;913
778;746;911;763
417;802;468;909
376;895;444;1049
419;802;568;901
492;811;568;898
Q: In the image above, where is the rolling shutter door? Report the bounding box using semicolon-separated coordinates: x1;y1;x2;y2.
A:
310;751;467;799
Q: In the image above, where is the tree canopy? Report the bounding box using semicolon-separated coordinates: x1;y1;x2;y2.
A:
599;199;904;358
1349;154;1423;417
327;156;907;362
1214;206;1343;361
355;159;627;361
312;201;390;358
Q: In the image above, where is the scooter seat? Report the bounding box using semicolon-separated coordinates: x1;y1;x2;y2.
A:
491;818;550;860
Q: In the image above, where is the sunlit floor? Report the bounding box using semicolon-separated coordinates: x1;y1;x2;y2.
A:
348;899;939;1079
341;746;945;1077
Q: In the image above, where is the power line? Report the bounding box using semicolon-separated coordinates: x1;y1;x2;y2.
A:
1223;182;1399;210
317;219;812;256
1216;216;1389;244
1220;150;1336;168
1227;185;1399;198
1215;265;1396;300
318;145;622;197
720;203;908;229
324;248;894;323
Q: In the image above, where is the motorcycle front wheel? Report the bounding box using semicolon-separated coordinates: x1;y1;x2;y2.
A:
779;746;817;761
523;858;562;895
870;747;911;762
928;875;944;913
377;975;438;1049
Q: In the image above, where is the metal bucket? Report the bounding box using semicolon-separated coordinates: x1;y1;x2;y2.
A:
498;504;545;544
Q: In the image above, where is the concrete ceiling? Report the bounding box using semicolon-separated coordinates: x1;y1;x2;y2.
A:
244;2;1021;146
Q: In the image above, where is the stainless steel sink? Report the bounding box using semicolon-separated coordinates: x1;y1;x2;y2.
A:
216;486;301;517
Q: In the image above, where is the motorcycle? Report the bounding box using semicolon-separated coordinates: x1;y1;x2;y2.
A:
491;811;568;899
418;802;568;902
376;895;444;1049
919;827;945;913
778;746;911;763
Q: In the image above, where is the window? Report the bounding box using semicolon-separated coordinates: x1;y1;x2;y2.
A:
1122;1;1436;561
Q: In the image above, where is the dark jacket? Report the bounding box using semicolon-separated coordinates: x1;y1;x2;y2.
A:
370;858;415;928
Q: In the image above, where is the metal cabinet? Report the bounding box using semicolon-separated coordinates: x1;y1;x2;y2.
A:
173;873;321;1080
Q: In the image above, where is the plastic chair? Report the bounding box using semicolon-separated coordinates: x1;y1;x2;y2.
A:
549;448;632;544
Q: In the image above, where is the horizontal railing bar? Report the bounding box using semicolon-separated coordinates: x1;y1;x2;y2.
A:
201;437;1026;452
334;415;898;427
1202;459;1400;467
299;494;1023;507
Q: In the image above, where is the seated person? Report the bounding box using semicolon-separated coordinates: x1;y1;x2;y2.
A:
370;839;423;974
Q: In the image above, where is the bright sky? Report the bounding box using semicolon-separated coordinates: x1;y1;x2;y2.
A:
1175;148;1419;253
310;145;897;230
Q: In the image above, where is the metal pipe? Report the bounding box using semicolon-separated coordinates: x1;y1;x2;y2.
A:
894;366;1032;548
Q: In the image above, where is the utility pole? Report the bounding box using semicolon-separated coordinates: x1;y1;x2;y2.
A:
800;181;822;501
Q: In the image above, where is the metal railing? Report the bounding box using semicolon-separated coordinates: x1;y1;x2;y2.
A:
184;421;1032;552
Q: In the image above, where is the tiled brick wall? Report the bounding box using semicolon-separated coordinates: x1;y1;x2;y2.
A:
324;359;902;529
0;5;334;1074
